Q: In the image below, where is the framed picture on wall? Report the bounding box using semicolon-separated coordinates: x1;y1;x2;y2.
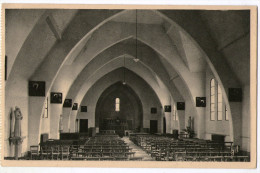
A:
29;81;46;97
151;107;157;114
164;105;171;112
50;92;62;104
63;99;72;107
177;102;185;110
81;106;87;112
196;97;206;107
5;55;7;81
72;103;78;110
229;88;242;102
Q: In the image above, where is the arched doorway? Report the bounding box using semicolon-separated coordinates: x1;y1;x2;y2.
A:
95;82;143;136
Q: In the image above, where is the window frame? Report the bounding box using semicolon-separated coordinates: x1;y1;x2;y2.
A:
225;106;229;121
115;98;120;112
217;84;223;121
173;104;178;121
43;97;48;118
210;79;216;121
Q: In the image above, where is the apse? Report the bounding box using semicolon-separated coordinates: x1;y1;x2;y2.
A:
95;82;143;136
76;67;163;134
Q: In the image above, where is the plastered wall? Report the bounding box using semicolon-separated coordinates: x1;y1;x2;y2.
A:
205;66;250;152
205;66;231;141
76;68;163;133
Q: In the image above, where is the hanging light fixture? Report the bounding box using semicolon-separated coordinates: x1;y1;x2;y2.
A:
134;9;140;63
123;55;126;85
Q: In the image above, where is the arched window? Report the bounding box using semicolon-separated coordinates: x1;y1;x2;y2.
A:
115;98;120;112
225;106;229;120
217;84;223;120
173;104;178;121
43;97;48;118
210;79;215;120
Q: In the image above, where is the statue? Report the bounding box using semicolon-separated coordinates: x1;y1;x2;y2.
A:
9;108;14;145
9;106;25;160
184;116;194;138
14;106;23;138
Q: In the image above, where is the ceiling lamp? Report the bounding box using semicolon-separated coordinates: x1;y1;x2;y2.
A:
134;9;140;63
133;58;139;63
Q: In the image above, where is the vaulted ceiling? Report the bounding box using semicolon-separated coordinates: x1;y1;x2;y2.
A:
5;9;250;120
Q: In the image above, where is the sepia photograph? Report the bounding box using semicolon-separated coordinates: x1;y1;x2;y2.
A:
1;3;257;169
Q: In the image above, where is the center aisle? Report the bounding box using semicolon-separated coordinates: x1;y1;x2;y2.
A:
122;137;155;161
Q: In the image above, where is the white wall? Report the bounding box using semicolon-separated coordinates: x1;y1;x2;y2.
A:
5;10;45;79
205;66;231;141
5;80;28;157
75;69;163;133
241;85;250;152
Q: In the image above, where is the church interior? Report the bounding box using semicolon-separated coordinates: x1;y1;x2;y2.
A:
4;9;252;162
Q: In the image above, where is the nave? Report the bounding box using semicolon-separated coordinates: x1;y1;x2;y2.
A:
13;130;248;162
3;7;255;165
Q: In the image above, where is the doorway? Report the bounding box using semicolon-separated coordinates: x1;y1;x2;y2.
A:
79;119;88;133
150;120;158;134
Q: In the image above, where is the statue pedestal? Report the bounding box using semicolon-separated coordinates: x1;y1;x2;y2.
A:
9;136;25;160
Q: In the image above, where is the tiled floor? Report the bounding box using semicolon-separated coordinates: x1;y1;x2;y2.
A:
122;137;155;161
